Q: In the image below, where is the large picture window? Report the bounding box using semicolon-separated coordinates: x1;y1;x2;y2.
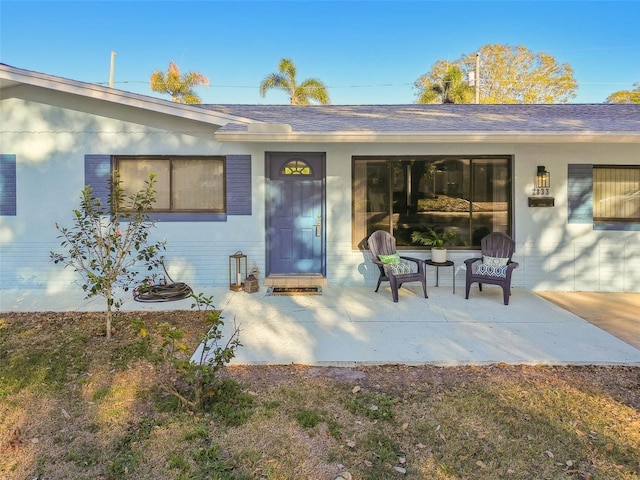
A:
353;156;512;248
593;166;640;223
116;156;225;212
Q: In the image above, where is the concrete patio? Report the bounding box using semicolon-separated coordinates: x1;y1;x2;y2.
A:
2;284;639;366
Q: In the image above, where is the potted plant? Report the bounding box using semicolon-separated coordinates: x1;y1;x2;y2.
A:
411;229;458;263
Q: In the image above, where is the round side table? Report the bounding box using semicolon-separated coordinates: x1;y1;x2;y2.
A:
424;259;455;293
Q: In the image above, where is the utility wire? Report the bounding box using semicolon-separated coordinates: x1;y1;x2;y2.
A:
96;81;416;88
96;80;635;88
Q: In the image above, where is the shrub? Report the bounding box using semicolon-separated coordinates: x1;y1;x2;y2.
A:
132;292;243;412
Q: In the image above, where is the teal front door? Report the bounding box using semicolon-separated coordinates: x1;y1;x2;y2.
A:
266;152;325;275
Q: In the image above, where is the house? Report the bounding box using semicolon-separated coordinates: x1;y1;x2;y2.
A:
1;63;639;295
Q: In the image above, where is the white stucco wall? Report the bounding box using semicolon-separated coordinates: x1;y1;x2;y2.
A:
260;141;639;292
510;143;640;291
1;94;639;294
1;96;265;293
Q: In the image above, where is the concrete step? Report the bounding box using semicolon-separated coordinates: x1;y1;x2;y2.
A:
264;274;327;288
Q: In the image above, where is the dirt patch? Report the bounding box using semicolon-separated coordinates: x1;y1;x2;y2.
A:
1;311;640;479
536;291;640;350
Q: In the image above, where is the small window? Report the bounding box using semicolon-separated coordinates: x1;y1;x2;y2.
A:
594;166;640;223
281;159;312;175
116;156;225;212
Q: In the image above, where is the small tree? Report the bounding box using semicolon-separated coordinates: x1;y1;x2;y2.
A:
51;173;166;339
132;292;243;411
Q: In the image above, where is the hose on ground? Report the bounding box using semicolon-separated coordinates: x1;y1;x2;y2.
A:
133;259;193;303
133;282;193;302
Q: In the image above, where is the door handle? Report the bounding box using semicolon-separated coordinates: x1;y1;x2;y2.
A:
314;222;322;237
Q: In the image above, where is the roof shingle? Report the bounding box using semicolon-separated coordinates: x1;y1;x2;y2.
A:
200;104;640;134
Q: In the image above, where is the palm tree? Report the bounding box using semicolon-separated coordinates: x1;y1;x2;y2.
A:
150;61;209;104
260;58;330;105
416;65;474;104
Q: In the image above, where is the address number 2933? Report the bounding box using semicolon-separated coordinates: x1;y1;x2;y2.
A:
532;188;550;196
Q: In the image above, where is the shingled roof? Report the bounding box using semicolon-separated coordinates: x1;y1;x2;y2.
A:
202;104;640;143
2;63;638;144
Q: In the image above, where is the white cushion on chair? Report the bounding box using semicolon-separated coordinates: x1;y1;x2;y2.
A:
378;253;416;275
476;263;508;277
482;255;509;267
476;255;509;277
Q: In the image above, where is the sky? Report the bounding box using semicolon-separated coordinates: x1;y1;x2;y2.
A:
1;0;639;105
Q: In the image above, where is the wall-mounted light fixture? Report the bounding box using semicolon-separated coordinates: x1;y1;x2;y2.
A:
529;165;554;207
536;166;550;189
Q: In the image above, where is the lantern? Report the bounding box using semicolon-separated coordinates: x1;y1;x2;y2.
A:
229;251;247;291
536;166;550;189
244;274;259;293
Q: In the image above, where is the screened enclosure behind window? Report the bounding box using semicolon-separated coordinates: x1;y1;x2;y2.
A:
353;156;512;249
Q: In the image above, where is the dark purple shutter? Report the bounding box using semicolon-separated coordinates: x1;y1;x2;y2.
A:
84;154;112;207
0;154;17;216
226;155;251;215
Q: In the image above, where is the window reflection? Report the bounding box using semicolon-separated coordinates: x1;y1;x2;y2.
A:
353;156;511;248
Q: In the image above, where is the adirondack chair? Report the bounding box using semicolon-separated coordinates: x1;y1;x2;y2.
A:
464;232;519;305
367;230;427;302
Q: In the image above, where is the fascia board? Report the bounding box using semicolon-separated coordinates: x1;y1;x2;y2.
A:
0;64;254;127
214;131;640;144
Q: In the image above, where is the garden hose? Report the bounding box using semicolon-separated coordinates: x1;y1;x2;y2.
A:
133;259;193;303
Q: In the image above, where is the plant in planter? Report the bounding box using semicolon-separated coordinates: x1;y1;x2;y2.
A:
411;229;459;263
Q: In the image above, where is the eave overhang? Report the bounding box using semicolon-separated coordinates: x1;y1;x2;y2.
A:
214;130;640;144
0;64;254;128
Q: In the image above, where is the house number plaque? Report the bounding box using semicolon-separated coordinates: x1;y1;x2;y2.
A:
528;197;555;207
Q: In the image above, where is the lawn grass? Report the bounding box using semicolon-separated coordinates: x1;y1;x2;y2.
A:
1;311;638;479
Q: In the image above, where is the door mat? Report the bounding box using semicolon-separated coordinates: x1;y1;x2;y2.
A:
267;286;322;296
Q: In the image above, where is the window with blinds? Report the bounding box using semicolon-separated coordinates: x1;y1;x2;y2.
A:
116;156;225;213
593;166;640;222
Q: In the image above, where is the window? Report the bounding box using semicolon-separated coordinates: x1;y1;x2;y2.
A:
116;156;225;212
353;156;512;248
593;166;640;223
282;159;312;175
